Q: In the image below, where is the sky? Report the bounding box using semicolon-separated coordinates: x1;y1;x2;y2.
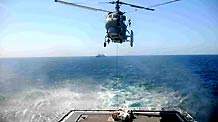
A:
0;0;218;57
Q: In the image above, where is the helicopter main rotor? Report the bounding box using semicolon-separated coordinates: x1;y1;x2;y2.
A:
105;0;154;12
55;0;181;13
54;0;110;12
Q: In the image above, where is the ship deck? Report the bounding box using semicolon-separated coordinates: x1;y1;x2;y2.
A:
58;110;194;122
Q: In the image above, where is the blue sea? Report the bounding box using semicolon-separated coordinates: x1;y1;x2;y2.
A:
0;55;218;122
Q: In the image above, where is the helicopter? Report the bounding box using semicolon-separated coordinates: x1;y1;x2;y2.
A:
54;0;181;47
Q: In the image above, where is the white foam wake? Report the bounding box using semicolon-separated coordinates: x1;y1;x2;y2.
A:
0;79;186;122
0;87;111;122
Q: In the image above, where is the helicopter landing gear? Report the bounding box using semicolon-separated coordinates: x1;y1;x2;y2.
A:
104;36;110;47
107;38;110;44
104;36;107;47
130;30;134;47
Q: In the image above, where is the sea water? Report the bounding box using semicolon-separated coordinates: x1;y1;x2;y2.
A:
0;55;217;122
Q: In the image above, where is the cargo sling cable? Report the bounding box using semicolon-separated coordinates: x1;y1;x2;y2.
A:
115;44;118;82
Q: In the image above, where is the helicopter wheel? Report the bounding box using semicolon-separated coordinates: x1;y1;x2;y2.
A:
104;42;106;47
107;39;110;44
130;30;134;47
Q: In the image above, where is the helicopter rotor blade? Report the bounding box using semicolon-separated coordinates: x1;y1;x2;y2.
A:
99;1;114;4
55;0;111;13
149;0;181;8
119;2;155;11
99;1;154;11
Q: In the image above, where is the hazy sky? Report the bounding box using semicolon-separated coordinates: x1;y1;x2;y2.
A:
0;0;218;57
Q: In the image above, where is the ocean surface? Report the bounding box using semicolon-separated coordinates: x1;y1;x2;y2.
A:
0;55;217;122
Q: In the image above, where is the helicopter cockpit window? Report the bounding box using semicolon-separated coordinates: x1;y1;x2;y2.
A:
113;14;119;18
108;14;112;18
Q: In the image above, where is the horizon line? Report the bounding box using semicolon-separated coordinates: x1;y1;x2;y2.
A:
1;54;218;59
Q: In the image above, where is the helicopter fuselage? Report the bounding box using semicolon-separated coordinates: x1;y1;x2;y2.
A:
55;0;181;47
105;12;127;43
